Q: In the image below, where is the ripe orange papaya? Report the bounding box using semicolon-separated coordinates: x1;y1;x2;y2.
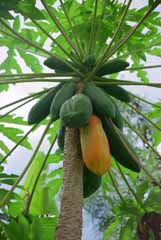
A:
80;115;111;175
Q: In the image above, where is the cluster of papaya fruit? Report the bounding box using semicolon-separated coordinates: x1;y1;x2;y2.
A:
28;56;140;198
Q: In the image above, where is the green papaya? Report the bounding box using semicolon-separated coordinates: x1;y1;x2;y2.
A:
57;121;65;151
44;57;74;73
50;82;76;121
96;59;129;76
60;94;93;128
98;85;131;103
102;118;140;172
111;101;123;129
28;83;63;124
83;164;102;198
84;83;116;119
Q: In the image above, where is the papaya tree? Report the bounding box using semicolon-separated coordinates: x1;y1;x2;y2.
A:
0;0;161;239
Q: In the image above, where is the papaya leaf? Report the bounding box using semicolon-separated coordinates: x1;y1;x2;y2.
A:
17;50;43;73
0;173;18;186
137;69;149;83
0;0;20;19
0;125;32;150
15;0;44;20
0;140;10;154
102;219;120;240
31;216;57;240
0;115;27;125
0;216;30;240
47;151;63;164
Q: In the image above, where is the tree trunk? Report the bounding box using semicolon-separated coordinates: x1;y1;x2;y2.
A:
55;128;83;240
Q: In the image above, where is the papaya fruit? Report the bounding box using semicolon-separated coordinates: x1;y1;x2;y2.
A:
84;83;116;119
111;101;123;129
96;59;129;76
98;85;131;103
57;121;65;151
28;83;63;124
59;94;93;128
80;115;111;176
50;82;76;121
44;57;74;73
83;164;101;198
102;118;140;172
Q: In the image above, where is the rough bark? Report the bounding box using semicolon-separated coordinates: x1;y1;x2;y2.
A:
55;128;83;240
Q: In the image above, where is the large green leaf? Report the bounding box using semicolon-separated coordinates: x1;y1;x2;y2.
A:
0;0;20;19
0;125;32;150
31;216;57;240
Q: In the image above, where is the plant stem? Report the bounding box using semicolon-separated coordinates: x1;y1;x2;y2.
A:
0;74;74;81
94;79;161;88
125;64;161;71
95;0;108;57
111;120;161;188
0;19;57;58
96;0;129;57
87;0;98;55
0;19;83;77
23;135;57;216
127;103;161;132
101;0;132;62
123;118;161;161
129;92;161;109
0;125;37;165
108;170;126;205
0;78;71;84
0;89;47;111
59;0;84;58
0;73;59;78
40;0;81;61
0;73;76;81
100;0;107;19
84;0;137;80
55;128;83;240
31;18;80;65
0;121;51;208
0;96;37;121
119;0;128;15
114;163;146;211
103;0;160;62
0;29;45;58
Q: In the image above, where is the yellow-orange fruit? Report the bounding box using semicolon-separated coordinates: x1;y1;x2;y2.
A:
80;115;111;175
